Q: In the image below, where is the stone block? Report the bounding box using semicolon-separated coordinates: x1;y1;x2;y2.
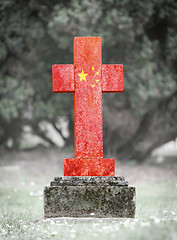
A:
64;158;115;176
44;176;136;218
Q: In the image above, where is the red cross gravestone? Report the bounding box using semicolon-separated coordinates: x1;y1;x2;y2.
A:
52;37;123;176
44;37;135;218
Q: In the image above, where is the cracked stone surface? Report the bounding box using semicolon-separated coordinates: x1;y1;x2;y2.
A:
51;176;128;186
44;176;136;218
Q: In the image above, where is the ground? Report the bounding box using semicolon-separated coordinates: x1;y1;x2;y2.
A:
0;147;177;240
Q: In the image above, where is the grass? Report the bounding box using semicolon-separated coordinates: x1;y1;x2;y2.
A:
0;147;177;239
0;179;177;240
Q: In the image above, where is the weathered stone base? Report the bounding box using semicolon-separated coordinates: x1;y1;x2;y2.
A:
44;177;136;218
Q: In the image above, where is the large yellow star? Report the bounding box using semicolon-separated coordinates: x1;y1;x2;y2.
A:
77;70;88;82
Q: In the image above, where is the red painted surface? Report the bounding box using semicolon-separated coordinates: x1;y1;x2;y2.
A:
102;65;123;92
64;158;115;176
74;37;103;159
52;37;123;176
52;65;75;93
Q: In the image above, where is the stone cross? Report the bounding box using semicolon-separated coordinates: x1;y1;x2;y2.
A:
52;37;123;176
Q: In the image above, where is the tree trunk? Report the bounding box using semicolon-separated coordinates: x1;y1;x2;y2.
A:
103;90;177;161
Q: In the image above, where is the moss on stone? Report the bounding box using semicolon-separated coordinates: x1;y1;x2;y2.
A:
44;177;136;218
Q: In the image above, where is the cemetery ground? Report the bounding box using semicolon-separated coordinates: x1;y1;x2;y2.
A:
0;147;177;240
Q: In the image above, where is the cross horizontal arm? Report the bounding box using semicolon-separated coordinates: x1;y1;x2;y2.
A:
52;65;75;93
102;65;123;92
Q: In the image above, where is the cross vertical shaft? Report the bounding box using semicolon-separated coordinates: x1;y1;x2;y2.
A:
74;37;103;158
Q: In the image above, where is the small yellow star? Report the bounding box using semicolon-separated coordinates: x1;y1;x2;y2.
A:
96;79;99;82
77;70;88;82
96;72;99;75
92;67;94;70
92;84;95;87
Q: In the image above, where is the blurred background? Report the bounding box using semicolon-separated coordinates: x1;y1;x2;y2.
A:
0;0;177;163
1;2;177;238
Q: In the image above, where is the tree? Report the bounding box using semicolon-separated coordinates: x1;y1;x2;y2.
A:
0;0;176;161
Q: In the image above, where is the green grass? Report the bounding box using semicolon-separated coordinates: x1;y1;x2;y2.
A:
0;180;177;240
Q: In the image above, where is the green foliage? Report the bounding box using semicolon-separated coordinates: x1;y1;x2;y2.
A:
48;0;177;113
0;180;177;239
0;0;176;148
0;77;34;121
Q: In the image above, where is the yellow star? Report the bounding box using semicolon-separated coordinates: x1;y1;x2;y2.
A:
77;70;88;82
92;67;94;70
96;72;99;75
96;79;99;82
92;84;95;87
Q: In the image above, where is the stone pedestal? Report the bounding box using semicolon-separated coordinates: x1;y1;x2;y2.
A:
44;176;136;218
